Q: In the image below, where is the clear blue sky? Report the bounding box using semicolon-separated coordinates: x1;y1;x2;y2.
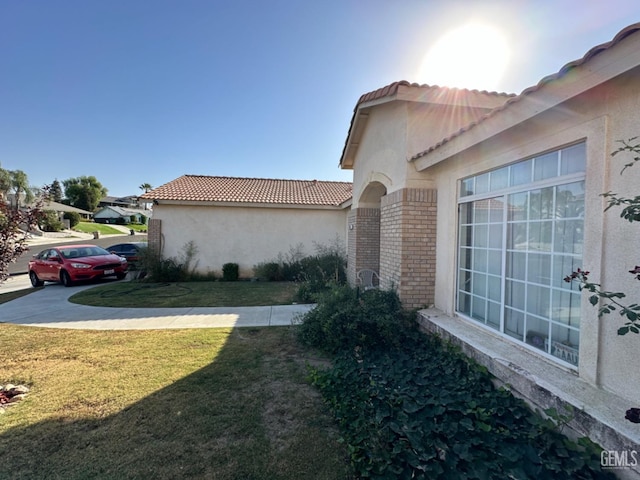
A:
2;1;639;198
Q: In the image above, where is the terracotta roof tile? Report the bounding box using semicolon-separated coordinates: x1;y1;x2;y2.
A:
410;22;640;161
141;175;352;207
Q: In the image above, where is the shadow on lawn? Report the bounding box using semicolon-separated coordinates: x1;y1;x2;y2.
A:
0;327;348;480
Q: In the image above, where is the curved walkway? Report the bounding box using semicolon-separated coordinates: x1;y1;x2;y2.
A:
0;277;313;330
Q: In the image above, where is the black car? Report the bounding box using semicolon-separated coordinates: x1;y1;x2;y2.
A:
105;242;147;269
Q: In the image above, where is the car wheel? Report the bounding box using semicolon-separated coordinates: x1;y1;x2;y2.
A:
60;270;74;287
29;271;44;287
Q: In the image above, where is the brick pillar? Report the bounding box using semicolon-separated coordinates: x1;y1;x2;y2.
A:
380;188;437;309
347;207;380;285
147;218;162;254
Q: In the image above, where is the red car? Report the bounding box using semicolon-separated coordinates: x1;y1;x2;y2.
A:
28;244;128;287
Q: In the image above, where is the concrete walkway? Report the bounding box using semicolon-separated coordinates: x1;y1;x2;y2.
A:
0;275;313;330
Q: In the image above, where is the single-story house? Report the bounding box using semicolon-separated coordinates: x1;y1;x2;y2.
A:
94;206;147;225
140;175;352;277
340;23;640;472
98;195;141;209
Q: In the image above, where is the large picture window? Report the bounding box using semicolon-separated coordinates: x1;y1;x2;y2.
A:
457;143;585;366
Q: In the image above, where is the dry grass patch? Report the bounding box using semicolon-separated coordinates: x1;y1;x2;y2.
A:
0;324;349;479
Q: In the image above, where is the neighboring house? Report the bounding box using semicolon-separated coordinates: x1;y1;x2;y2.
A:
140;175;352;277
340;23;640;469
98;195;141;209
94;205;147;224
18;199;93;221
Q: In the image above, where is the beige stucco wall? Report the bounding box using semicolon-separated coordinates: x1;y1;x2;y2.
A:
151;203;348;277
349;66;640;403
424;69;640;403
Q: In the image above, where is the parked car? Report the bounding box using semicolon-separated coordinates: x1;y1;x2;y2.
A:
28;244;128;287
105;242;147;269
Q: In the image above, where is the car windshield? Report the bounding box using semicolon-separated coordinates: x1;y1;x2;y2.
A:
60;246;111;259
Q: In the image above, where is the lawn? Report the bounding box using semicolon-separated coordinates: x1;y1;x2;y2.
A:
68;281;301;308
73;222;126;235
0;324;349;479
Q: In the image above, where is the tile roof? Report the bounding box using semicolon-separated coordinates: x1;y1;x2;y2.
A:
141;175;352;207
409;22;640;161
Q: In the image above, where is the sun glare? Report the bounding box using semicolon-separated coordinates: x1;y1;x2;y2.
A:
417;23;510;91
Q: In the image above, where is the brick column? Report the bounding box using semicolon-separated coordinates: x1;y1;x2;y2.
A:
347;207;380;285
147;218;162;254
380;188;437;309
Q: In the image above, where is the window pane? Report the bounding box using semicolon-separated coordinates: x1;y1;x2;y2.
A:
459;247;472;270
560;143;586;175
488;224;503;249
488;250;502;276
528;221;552;251
487;275;501;302
551;289;581;327
490;167;509;191
529;187;554;220
505;308;524;340
534;152;559;181
505;280;525;310
506;223;527;250
473;249;487;272
459;269;472;293
554;220;583;254
555;182;584;219
526;284;551;318
506;252;526;281
459;203;473;224
472;296;487;321
488;198;504;223
510;159;532;186
528;253;551;285
458;292;471;315
525;317;550;352
472;272;487;296
487;301;501;329
475;225;488;248
461;178;475;196
474;201;489;223
507;192;528;221
475;173;489;194
459;225;473;247
552;255;581;290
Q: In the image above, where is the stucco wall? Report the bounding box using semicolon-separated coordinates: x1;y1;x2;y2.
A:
425;69;640;403
151;203;348;277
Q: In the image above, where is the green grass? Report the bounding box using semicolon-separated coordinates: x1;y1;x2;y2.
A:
0;324;349;479
73;222;125;235
69;281;301;307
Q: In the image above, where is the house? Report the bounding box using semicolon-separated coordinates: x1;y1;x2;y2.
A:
98;195;141;209
341;23;640;472
140;175;352;277
94;205;147;225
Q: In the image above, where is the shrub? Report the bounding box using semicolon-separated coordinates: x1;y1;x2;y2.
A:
297;285;417;353
222;262;239;281
138;241;199;282
253;261;283;281
39;210;64;232
63;211;81;228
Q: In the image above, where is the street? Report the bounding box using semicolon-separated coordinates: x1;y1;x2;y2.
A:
9;234;148;276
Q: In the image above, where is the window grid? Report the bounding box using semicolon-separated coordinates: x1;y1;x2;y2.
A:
457;144;585;367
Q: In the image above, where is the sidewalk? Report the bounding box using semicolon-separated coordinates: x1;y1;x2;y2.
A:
0;278;313;330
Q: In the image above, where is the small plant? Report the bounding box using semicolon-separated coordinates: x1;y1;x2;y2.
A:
253;261;282;281
222;262;239;281
39;210;64;232
63;211;81;228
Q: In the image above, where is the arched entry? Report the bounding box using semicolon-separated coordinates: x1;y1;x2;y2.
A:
347;180;387;285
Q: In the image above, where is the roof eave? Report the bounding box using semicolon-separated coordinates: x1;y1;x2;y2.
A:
410;23;640;171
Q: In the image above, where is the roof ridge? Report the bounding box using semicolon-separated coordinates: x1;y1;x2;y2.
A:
180;174;352;185
358;80;516;106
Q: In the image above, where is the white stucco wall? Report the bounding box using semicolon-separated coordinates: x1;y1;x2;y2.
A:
151;203;348;277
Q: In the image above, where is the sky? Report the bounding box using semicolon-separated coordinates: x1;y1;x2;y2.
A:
1;1;639;199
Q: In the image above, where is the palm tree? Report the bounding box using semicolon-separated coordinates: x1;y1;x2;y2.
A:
139;183;153;209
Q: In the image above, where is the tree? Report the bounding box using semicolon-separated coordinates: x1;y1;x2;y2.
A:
10;170;33;209
50;179;63;203
139;183;153;209
62;176;107;212
0;189;46;283
0;164;10;201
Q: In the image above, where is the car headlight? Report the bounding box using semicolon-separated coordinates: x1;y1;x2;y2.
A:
70;262;92;269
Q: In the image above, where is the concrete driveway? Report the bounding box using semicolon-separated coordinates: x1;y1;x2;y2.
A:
0;275;313;330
